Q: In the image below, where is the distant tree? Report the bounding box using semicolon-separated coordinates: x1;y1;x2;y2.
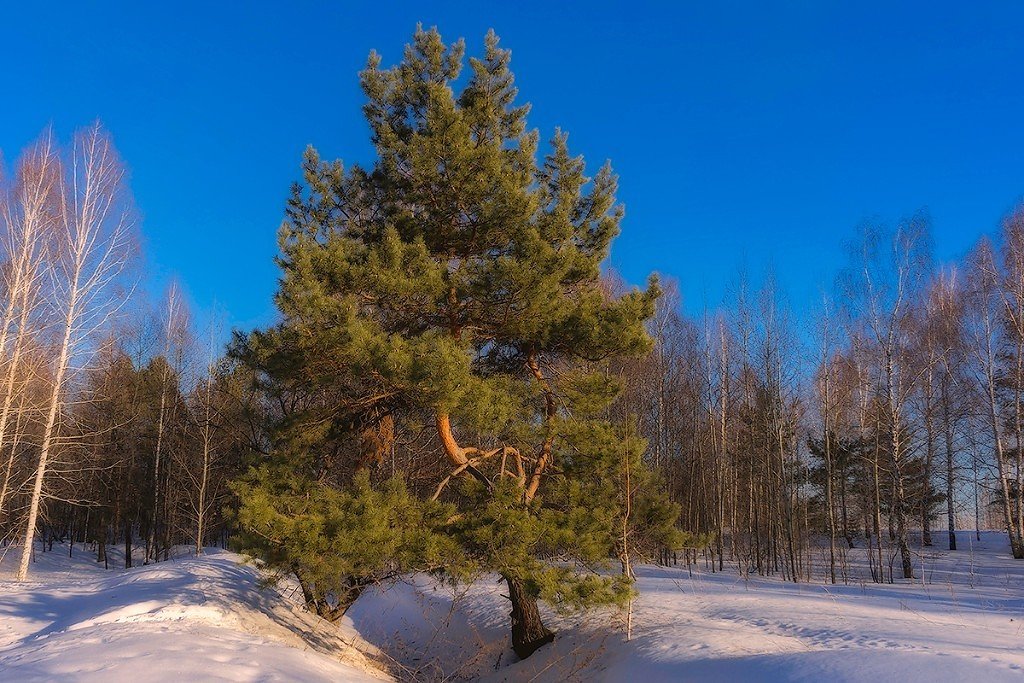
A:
145;282;191;563
839;218;932;579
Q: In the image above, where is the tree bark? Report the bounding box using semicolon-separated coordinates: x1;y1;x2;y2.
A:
124;514;133;569
941;376;957;551
824;427;837;583
505;575;554;659
17;279;78;581
922;372;935;547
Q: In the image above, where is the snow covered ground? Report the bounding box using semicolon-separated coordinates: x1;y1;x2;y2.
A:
346;531;1024;681
0;545;386;682
2;532;1023;681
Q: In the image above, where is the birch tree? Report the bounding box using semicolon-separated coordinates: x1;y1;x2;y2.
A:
813;293;841;583
16;124;135;581
997;209;1024;554
967;237;1024;557
146;282;190;563
842;218;932;579
0;133;58;525
177;314;222;555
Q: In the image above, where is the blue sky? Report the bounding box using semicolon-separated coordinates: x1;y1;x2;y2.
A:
3;2;1023;331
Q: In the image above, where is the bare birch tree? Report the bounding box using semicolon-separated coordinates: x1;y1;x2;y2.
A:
814;293;841;583
841;217;932;579
178;313;222;556
16;124;136;581
146;281;190;563
0;133;58;525
966;237;1024;558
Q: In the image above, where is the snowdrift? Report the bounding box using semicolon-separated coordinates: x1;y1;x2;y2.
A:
343;531;1024;681
0;546;386;682
3;532;1024;681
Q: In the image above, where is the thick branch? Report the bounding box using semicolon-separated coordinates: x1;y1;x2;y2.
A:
524;353;555;504
434;411;493;492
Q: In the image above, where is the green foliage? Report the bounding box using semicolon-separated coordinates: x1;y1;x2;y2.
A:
231;26;680;634
231;465;459;615
550;416;690;562
273;28;659;411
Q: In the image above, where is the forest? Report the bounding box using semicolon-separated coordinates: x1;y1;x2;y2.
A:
2;27;1024;665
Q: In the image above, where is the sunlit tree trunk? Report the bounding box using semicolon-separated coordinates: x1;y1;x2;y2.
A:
0;133;57;525
16;124;135;581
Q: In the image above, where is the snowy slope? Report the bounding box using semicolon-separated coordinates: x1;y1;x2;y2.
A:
345;531;1024;681
2;533;1023;681
0;546;388;682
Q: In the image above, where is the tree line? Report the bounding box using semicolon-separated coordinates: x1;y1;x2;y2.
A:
0;128;252;578
630;210;1024;586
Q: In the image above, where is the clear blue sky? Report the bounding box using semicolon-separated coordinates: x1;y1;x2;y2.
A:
3;2;1023;330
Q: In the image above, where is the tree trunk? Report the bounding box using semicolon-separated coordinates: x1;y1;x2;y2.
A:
893;469;914;579
124;515;133;569
147;381;168;563
824;428;837;584
942;379;957;551
1015;345;1024;551
922;382;935;547
16;283;77;581
983;338;1024;558
840;464;854;548
872;434;884;582
294;568;366;622
505;575;554;659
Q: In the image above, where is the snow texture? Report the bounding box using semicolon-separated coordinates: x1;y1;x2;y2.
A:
3;532;1024;681
346;531;1024;681
0;545;386;682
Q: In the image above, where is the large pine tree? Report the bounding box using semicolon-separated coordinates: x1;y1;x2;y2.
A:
233;27;671;659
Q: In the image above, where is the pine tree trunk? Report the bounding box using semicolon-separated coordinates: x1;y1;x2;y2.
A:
505;575;554;659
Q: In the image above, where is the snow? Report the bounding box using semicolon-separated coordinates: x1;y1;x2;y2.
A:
3;532;1024;681
346;531;1024;681
0;545;387;682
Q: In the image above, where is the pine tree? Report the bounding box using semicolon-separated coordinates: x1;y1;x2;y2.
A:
232;27;665;658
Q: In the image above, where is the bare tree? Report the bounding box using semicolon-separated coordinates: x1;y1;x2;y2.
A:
178;312;222;556
146;281;190;563
928;268;966;551
813;293;841;583
16;124;136;581
841;217;932;579
0;133;58;525
966;237;1024;557
996;209;1024;552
